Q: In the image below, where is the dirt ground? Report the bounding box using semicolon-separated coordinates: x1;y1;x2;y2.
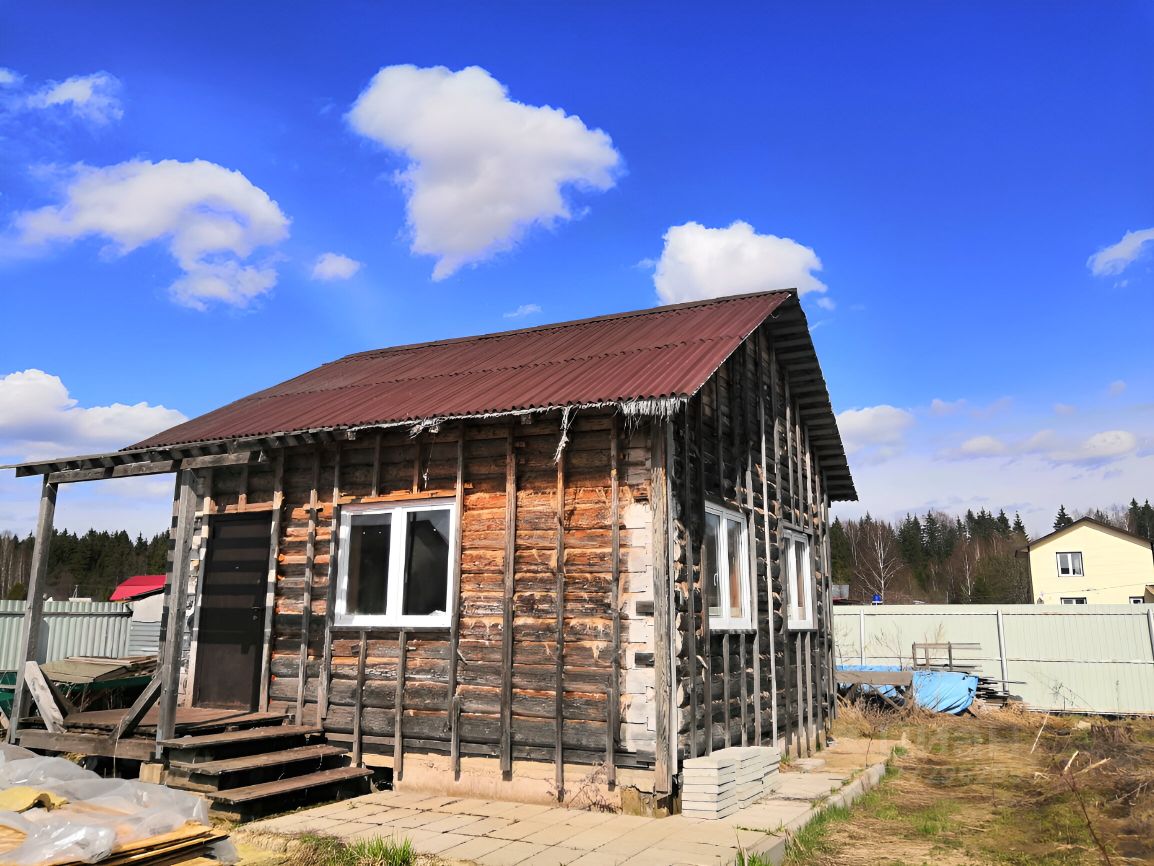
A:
786;703;1154;866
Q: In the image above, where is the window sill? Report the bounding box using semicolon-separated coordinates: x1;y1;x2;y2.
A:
333;619;451;631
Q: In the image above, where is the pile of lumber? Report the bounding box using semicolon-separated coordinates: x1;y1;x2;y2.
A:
40;656;157;685
8;822;229;866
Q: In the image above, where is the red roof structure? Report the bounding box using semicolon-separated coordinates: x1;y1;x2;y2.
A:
110;574;166;601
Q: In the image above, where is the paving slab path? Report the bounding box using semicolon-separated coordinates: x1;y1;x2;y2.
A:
245;740;898;865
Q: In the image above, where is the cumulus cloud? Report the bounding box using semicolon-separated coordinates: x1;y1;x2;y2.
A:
503;303;542;319
651;221;827;305
835;405;914;463
1049;430;1138;466
0;68;22;87
940;426;1138;467
956;435;1008;457
0;369;186;461
347;64;621;279
15;159;290;310
312;252;362;281
25;72;123;125
1088;228;1154;276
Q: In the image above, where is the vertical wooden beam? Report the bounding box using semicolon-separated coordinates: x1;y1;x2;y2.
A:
738;633;748;746
651;420;673;795
772;349;793;753
607;415;622;782
753;327;770;746
448;429;466;778
394;628;407;780
318;445;342;725
237;464;249;511
553;434;567;798
7;478;56;743
157;470;199;752
681;409;698;761
722;632;731;748
696;399;713;756
258;450;285;712
371;431;382;498
297;450;321;724
500;427;517;777
353;629;367;767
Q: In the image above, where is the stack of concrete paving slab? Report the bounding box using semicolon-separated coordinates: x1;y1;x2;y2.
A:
681;746;782;819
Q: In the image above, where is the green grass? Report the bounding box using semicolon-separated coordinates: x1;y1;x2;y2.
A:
287;834;415;866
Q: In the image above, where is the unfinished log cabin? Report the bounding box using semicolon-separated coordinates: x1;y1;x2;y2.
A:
3;289;855;815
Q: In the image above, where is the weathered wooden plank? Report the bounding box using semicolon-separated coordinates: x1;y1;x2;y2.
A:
500;427;517;777
652;420;672;795
771;347;792;752
353;629;367;766
553;437;566;797
45;451;258;484
157;470;199;753
109;675;162;744
722;632;731;748
297;451;321;724
318;445;342;724
258;450;284;712
607;415;621;784
24;662;64;733
6;478;56;744
394;629;407;780
681;408;698;761
447;431;466;777
696;398;713;756
756;327;775;747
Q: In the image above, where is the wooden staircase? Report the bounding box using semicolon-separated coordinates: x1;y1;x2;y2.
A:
161;723;373;819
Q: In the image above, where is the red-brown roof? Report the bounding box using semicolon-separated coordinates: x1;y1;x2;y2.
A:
128;290;855;499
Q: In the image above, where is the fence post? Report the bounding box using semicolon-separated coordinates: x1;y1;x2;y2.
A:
858;610;866;665
995;609;1009;685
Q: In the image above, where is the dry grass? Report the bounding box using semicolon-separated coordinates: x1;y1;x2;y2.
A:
785;704;1154;866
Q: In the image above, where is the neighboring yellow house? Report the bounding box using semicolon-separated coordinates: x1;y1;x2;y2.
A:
1021;517;1154;605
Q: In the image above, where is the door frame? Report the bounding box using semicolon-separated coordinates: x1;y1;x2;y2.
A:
184;509;277;711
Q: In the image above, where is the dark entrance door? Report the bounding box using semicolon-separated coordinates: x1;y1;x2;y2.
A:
192;512;272;709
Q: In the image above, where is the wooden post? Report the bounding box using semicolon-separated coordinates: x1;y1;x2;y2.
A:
394;628;407;780
553;436;566;798
7;478;57;743
371;431;382;498
696;399;713;756
722;632;731;748
447;430;466;779
754;328;773;746
651;420;673;795
744;457;759;747
996;610;1009;686
353;629;367;767
771;348;793;752
500;427;517;777
681;410;698;761
258;450;284;712
297;450;321;724
608;415;622;782
318;445;342;724
157;470;200;753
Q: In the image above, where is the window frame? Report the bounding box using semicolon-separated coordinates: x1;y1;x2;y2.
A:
703;502;753;632
334;498;457;629
1056;551;1084;577
1060;596;1087;605
783;527;816;631
1129;596;1145;605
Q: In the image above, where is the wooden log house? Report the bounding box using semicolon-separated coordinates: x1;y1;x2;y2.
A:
3;290;855;813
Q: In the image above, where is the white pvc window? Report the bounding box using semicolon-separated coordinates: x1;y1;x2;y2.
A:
784;530;815;630
1129;597;1145;605
1060;596;1087;605
1056;551;1084;577
702;503;752;631
335;500;456;628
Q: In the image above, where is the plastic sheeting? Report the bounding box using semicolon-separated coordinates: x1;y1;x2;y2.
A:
0;744;236;866
838;665;979;715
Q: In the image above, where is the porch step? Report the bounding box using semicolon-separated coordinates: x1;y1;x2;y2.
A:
159;724;321;750
169;743;346;776
206;766;373;811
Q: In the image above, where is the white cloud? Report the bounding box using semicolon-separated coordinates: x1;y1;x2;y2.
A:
930;398;966;416
312;252;362;281
835;405;914;463
652;221;828;305
504;303;542;319
939;426;1138;468
1088;228;1154;276
1108;379;1126;396
1049;430;1138;466
814;296;836;311
0;369;186;461
0;68;23;87
16;159;290;310
26;72;123;125
956;435;1008;457
347;64;621;280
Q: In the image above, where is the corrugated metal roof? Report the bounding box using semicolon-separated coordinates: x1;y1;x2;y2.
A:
134;292;792;447
24;290;852;499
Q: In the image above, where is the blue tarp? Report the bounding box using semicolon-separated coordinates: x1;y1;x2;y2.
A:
838;664;978;715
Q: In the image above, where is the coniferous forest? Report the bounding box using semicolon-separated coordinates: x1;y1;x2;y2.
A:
0;529;168;602
829;498;1153;605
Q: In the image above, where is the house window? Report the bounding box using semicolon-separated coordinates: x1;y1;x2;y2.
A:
1130;597;1145;605
1060;597;1087;605
784;529;815;630
1056;552;1084;577
702;503;752;630
335;500;456;627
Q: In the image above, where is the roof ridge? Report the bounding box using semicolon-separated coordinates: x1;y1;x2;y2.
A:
334;289;796;365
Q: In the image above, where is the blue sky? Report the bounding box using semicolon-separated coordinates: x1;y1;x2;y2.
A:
1;2;1151;537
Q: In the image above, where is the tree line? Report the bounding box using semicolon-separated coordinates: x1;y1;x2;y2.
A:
0;529;169;602
829;496;1153;605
